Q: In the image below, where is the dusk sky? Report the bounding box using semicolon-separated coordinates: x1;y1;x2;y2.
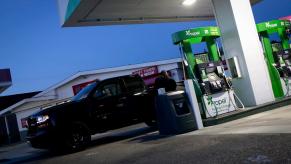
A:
0;0;290;96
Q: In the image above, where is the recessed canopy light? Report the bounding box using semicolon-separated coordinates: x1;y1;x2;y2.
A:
182;0;197;6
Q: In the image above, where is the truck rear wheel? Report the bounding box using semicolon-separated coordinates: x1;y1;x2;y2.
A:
64;122;91;152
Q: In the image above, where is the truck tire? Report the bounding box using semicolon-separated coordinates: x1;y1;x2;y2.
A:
64;122;91;152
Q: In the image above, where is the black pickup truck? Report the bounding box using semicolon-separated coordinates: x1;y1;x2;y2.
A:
26;75;156;151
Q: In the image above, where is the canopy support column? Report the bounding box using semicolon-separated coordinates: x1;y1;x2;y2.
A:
211;0;275;106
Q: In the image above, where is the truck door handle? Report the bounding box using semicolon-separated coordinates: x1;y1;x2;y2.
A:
119;97;127;101
116;103;124;107
98;104;104;108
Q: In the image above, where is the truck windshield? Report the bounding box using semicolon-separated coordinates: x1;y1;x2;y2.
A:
72;82;97;101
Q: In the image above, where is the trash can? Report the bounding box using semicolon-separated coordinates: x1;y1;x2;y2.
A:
155;90;197;135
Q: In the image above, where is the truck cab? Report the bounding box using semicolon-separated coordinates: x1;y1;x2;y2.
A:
26;75;156;152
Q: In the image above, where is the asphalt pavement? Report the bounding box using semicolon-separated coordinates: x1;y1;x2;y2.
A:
1;105;291;164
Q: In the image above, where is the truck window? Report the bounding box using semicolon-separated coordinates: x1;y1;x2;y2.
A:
123;76;145;93
94;82;121;98
72;82;97;101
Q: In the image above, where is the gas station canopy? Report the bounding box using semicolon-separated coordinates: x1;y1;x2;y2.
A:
58;0;261;27
57;0;278;107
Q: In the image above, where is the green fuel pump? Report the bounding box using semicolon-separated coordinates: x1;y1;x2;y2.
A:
172;27;220;77
172;27;240;118
257;20;291;98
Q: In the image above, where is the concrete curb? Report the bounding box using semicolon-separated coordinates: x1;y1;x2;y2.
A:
203;96;291;126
